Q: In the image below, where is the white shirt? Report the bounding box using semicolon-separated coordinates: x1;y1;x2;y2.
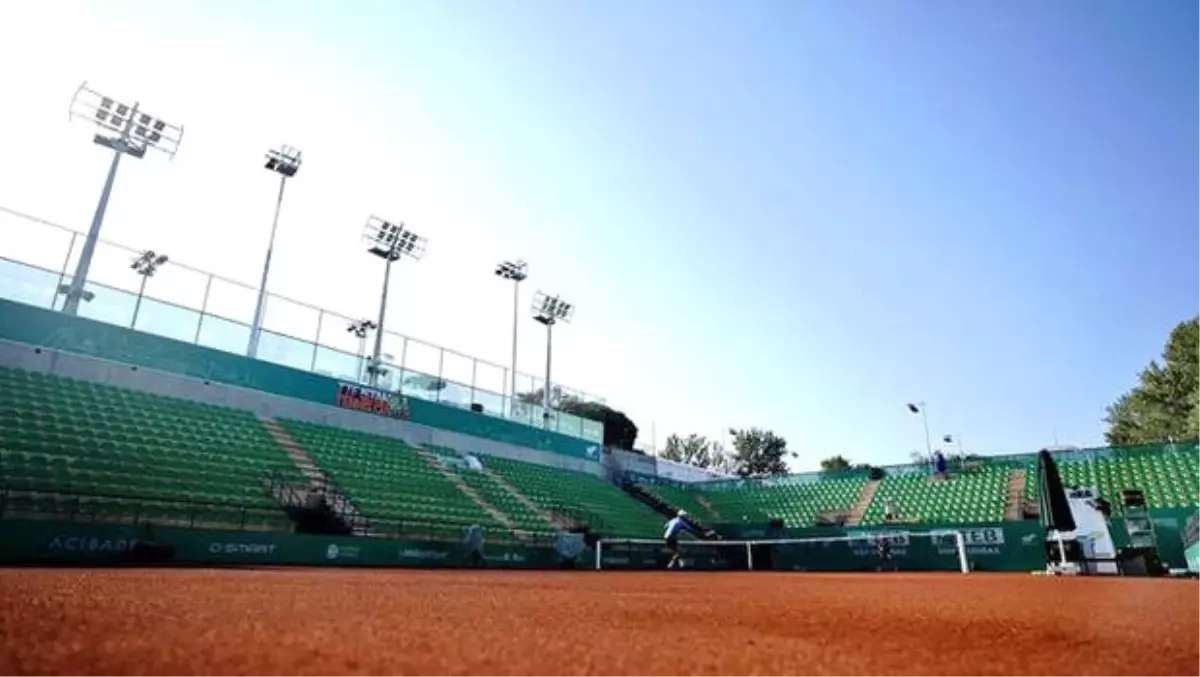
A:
664;516;688;539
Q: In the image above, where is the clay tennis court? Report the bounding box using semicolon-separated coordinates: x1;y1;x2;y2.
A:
0;568;1196;675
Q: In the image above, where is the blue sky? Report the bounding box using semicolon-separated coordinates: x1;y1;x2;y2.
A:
0;1;1195;468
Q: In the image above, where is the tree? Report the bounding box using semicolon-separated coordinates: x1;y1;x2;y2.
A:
728;427;790;477
820;455;851;471
707;442;740;475
661;434;714;467
517;388;639;450
1105;317;1199;446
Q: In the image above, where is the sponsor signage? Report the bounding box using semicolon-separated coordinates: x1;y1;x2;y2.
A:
48;535;138;553
208;542;277;556
325;543;362;562
335;382;410;420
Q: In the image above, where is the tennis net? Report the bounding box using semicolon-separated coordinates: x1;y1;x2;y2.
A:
594;530;970;573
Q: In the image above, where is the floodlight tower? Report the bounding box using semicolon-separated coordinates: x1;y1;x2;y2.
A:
907;401;933;458
494;260;528;411
247;145;303;358
129;250;168;327
346;318;377;383
62;82;183;316
531;291;574;412
362;216;426;388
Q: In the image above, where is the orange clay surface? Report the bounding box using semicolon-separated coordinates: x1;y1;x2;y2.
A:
0;568;1197;675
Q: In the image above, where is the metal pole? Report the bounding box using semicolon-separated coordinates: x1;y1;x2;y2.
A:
543;322;553;411
194;274;213;344
370;255;394;388
247;173;288;357
51;233;78;310
131;274;149;328
62;149;122;315
920;406;932;458
510;278;520;414
358;333;367;383
310;310;323;371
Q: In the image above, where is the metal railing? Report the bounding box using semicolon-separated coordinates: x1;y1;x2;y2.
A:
0;206;605;442
0;483;297;533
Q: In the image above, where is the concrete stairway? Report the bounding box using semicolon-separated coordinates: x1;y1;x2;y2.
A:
1004;467;1028;520
846;479;880;526
258;415;371;536
483;468;559;527
414;447;528;540
695;494;724;522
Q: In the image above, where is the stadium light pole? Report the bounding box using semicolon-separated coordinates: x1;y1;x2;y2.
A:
907;402;933;458
494;260;528;413
943;433;964;457
532;291;574;415
62;82;183;316
129;250;168;328
247;145;303;358
363;216;426;388
346;318;377;384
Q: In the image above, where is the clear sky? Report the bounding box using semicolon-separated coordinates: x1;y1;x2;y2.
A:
0;0;1195;469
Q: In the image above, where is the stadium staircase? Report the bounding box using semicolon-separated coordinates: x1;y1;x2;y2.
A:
619;478;720;539
480;454;664;538
1003;467;1027;520
695;494;724;522
845;479;880;526
479;467;558;526
259;416;371;536
413;446;529;542
277;419;508;542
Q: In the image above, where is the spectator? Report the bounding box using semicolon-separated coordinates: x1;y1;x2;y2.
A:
932;449;948;479
464;524;485;567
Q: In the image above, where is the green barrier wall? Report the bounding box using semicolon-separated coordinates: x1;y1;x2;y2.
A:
717;521;1047;572
0;298;595;459
1108;507;1196;570
0;520;570;568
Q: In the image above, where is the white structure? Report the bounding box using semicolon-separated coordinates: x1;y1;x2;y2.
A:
247;144;303;357
62;82;183;315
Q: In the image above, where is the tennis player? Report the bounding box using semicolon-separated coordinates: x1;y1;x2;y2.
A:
664;510;693;569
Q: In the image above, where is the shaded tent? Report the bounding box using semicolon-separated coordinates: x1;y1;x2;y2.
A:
1037;448;1076;533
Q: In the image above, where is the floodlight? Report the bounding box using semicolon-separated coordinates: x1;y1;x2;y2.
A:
247;143;304;358
265;144;302;177
532;291;574;325
530;290;575;412
131;250;169;274
60;82;183;317
69;82;184;158
495;259;529;414
347;319;377;339
361;216;427;387
129;249;168;328
364;216;426;261
907;400;932;458
495;259;528;281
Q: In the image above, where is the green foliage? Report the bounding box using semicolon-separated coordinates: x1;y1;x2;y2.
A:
1105;317;1199;446
660;435;738;474
728;427;791;477
517;388;639;450
660;434;713;466
820;455;851;471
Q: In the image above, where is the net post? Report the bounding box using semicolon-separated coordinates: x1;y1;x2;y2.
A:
955;531;969;573
594;540;602;571
745;541;753;571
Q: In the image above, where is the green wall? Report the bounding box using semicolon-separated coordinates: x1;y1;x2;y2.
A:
0;297;595;459
720;521;1048;572
0;519;569;568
